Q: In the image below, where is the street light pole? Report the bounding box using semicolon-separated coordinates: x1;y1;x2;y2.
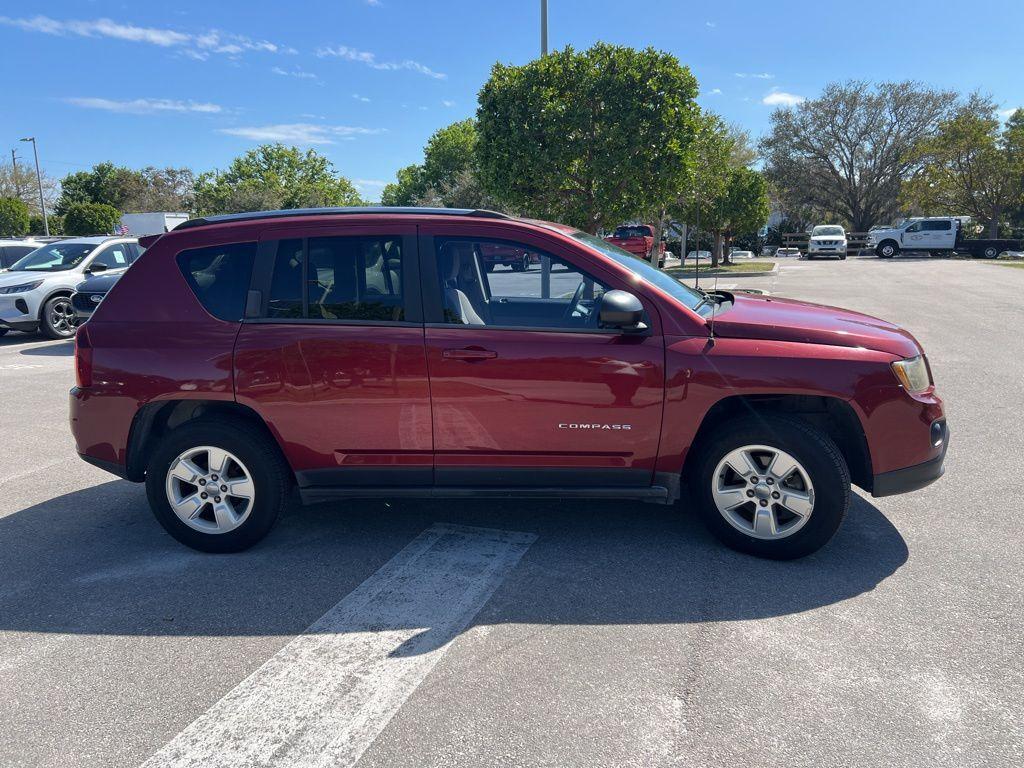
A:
19;137;48;236
541;0;548;55
10;149;20;198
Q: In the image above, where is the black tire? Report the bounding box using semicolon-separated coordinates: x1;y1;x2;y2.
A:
876;241;899;259
145;418;290;552
40;295;78;339
982;246;999;259
0;329;8;337
689;416;850;560
510;256;528;272
839;254;847;260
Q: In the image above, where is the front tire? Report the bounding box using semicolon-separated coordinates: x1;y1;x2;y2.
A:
876;241;899;258
145;419;289;552
689;416;850;559
40;295;78;339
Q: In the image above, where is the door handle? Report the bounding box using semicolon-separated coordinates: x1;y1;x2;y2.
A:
442;347;498;361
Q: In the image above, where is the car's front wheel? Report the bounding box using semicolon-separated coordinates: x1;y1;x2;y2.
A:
145;419;289;552
690;416;850;559
40;295;78;339
876;241;899;258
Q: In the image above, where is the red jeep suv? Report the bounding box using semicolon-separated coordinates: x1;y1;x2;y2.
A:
70;208;947;559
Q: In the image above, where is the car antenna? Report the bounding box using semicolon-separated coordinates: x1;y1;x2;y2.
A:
707;275;718;345
693;191;701;291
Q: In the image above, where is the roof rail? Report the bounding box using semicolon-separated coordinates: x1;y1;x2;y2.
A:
175;206;512;231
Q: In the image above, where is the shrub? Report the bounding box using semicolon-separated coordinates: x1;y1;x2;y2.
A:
62;202;121;236
0;197;30;236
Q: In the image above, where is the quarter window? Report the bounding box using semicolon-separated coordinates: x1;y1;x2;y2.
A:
91;244;131;269
177;242;256;321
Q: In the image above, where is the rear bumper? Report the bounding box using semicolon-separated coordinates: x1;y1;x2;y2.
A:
872;421;948;497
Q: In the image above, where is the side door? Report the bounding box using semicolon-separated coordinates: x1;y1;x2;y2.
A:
87;242;133;273
420;227;665;488
234;224;432;488
925;219;955;249
901;221;928;250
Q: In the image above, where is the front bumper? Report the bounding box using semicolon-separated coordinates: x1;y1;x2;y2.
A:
0;290;43;330
872;420;948;497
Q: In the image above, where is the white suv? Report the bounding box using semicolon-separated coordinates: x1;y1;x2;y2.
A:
0;239;45;271
0;237;140;338
807;225;848;259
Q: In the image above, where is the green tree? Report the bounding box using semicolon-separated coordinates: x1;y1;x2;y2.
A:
0;197;30;236
718;168;771;263
381;164;427;206
902;98;1024;238
29;213;62;236
195;144;363;215
0;161;59;216
57;163;194;215
761;80;956;231
62;202;121;235
477;43;699;233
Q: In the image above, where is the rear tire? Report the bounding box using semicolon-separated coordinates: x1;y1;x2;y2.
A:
983;246;999;259
510;255;528;272
689;416;850;559
145;418;289;552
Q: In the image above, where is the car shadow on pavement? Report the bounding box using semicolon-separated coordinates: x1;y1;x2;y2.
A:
0;480;907;642
18;340;74;356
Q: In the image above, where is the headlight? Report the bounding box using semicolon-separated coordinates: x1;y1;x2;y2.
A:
891;355;932;393
0;280;43;294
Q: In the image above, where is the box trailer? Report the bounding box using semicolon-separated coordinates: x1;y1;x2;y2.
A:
119;213;190;237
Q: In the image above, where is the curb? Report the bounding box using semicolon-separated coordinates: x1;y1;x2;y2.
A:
669;263;780;279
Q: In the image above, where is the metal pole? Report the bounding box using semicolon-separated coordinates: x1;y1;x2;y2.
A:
541;0;548;55
693;188;700;289
20;138;48;236
10;149;20;198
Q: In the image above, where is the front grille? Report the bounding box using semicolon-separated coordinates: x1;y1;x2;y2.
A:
72;293;102;312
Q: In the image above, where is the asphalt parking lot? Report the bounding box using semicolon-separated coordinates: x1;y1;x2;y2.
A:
1;255;1021;767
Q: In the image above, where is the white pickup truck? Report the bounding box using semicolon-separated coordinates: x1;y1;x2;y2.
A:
866;217;1021;259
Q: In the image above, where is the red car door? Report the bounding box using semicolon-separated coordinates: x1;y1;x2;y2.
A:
420;226;665;488
234;223;432;489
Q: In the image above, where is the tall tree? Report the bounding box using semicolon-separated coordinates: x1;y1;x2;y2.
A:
0;197;30;236
381;164;427;206
760;80;956;231
902;98;1024;238
194;144;363;215
717;168;771;263
0;161;59;216
56;163;194;215
477;43;699;233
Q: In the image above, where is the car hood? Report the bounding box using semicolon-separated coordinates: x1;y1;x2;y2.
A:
0;270;65;288
711;293;920;357
74;272;122;292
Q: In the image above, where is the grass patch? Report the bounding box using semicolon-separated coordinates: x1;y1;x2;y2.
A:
666;260;776;275
988;261;1024;269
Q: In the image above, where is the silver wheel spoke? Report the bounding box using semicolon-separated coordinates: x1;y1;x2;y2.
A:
171;493;206;519
212;500;238;530
752;506;777;537
768;452;798;482
225;477;254;500
715;486;748;511
779;489;813;518
169;457;205;484
206;447;231;476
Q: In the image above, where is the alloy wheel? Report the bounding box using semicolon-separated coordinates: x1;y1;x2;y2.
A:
712;444;815;540
165;446;255;534
47;298;78;336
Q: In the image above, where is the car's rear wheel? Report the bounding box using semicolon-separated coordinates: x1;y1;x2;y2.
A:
689;416;850;559
982;246;999;259
40;295;78;339
876;241;899;258
145;419;289;552
510;255;529;272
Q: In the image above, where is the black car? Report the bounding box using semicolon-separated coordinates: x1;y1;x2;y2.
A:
71;271;123;323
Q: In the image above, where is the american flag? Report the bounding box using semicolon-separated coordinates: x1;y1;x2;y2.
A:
117;224;130;235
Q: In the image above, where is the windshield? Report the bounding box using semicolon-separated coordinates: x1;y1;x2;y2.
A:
812;226;845;237
612;226;652;239
9;242;95;272
570;231;709;314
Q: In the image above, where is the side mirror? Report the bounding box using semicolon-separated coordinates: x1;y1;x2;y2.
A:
599;290;647;332
86;262;108;274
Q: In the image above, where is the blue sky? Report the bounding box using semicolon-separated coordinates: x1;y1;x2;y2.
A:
2;0;1023;202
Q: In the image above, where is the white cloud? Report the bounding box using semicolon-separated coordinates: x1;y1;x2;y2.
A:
705;21;716;28
219;123;383;144
735;72;774;79
441;99;455;107
707;88;722;96
271;66;319;81
352;93;371;102
999;107;1021;120
65;97;223;114
762;89;805;107
365;0;383;5
316;45;446;79
354;178;387;188
0;15;289;58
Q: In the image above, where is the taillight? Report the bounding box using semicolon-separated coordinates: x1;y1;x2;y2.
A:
75;325;93;388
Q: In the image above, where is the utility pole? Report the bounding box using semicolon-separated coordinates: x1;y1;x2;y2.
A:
19;137;48;236
541;0;548;55
10;149;20;198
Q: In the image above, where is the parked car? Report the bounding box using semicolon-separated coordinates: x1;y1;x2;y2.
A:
605;225;665;267
866;216;1022;258
761;246;778;256
807;225;848;259
478;241;537;272
776;247;802;258
70;206;947;559
71;270;128;324
685;250;712;260
0;238;44;272
729;250;754;260
0;237;141;338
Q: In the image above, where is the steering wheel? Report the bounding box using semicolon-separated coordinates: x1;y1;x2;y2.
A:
562;280;586;321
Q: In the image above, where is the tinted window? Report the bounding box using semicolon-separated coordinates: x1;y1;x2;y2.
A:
177;242;256;321
1;246;36;268
91;244;131;269
265;236;405;322
923;220;952;231
435;237;609;329
613;226;652;238
9;242;95;272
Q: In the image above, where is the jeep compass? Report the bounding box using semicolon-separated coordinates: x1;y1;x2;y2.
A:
70;207;947;559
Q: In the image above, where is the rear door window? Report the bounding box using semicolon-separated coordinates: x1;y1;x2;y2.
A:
177;242;256;321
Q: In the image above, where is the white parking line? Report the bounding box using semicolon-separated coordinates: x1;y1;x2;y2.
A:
141;523;536;768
